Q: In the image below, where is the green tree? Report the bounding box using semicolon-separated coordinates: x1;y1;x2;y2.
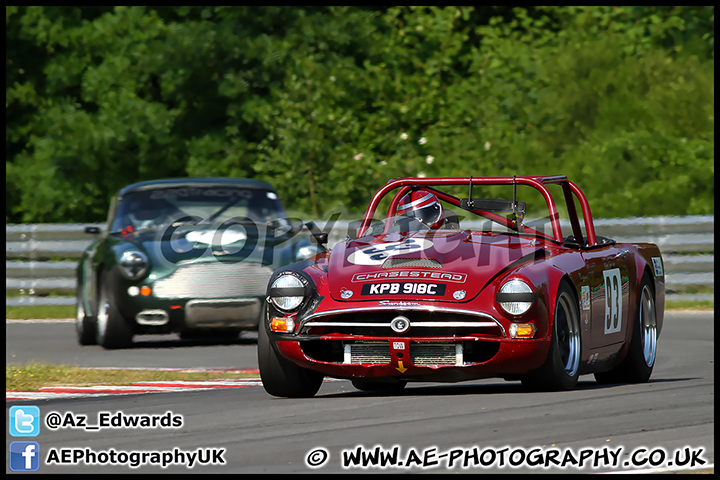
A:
5;6;714;223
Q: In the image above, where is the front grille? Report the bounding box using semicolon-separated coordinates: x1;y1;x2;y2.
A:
410;343;458;365
345;342;460;366
346;342;390;364
301;339;499;365
185;298;260;328
153;262;273;299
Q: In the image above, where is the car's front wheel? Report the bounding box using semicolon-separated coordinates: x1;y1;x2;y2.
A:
257;320;323;398
75;285;97;346
95;274;134;349
522;282;581;391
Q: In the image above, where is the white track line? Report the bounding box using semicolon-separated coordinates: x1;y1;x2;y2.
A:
6;379;263;401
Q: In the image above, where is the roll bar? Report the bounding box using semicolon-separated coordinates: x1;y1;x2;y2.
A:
357;176;597;246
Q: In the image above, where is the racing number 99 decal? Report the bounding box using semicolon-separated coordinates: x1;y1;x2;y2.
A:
347;239;433;265
603;268;622;334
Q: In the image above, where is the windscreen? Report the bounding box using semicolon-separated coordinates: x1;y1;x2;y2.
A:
110;187;286;233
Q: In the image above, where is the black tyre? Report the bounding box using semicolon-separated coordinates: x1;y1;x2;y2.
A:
522;282;581;391
595;273;657;384
257;320;324;398
351;378;407;392
75;285;97;346
95;274;134;349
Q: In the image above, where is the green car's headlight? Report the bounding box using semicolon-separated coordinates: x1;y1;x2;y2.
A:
269;274;306;312
119;251;149;280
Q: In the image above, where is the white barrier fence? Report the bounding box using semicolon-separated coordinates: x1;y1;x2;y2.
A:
6;216;714;306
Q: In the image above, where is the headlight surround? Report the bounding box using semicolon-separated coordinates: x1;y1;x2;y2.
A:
118;251;149;280
496;279;537;316
269;274;306;312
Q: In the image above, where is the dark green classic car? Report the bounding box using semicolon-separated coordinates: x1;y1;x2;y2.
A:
76;177;325;349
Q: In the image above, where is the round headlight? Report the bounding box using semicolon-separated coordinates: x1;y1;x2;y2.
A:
119;251;149;280
269;274;306;312
497;279;536;316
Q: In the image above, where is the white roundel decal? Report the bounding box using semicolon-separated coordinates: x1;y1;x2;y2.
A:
346;239;433;265
185;229;247;246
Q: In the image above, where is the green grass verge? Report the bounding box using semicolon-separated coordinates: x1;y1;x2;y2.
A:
665;300;714;311
6;362;258;391
6;305;76;319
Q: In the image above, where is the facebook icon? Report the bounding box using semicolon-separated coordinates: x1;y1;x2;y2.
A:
9;441;41;472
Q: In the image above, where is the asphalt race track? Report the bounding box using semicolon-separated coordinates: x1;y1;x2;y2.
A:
5;311;714;474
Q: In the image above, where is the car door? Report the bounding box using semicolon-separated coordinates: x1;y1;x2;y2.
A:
581;245;634;351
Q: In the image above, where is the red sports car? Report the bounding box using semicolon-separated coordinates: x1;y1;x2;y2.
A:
258;176;664;397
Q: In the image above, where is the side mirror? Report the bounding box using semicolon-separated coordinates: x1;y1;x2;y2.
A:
84;226;101;234
267;218;303;237
311;232;329;245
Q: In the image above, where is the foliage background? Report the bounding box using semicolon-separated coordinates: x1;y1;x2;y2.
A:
6;6;714;223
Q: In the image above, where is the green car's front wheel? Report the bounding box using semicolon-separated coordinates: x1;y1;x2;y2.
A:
95;273;134;349
75;285;97;346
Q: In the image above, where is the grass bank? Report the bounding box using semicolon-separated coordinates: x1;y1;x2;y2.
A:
6;362;259;391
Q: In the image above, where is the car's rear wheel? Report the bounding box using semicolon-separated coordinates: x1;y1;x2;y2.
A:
595;272;657;384
75;285;97;345
95;274;134;349
257;320;324;398
522;282;581;391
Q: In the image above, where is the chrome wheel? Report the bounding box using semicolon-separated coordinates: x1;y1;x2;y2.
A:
556;291;581;377
594;273;657;384
96;290;110;343
638;283;657;368
521;282;581;391
75;299;85;333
